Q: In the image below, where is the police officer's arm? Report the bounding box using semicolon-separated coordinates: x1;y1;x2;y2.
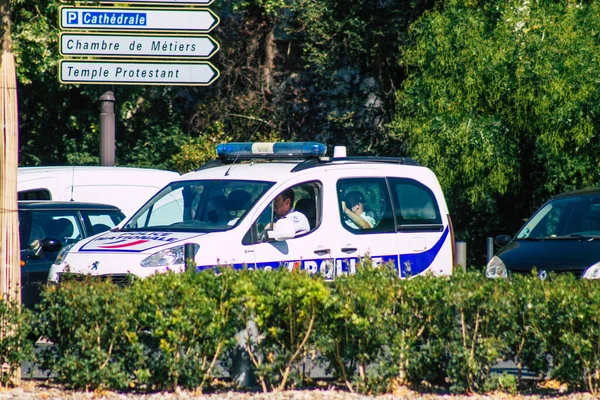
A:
341;201;372;229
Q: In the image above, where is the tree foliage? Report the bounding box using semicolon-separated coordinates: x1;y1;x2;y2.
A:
14;0;600;267
393;0;600;263
11;0;433;171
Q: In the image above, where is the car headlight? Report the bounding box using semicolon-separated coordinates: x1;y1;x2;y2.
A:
581;261;600;279
140;244;199;268
485;256;508;279
54;243;75;265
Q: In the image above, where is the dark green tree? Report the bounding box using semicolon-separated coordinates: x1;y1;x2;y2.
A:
392;0;600;266
13;0;435;171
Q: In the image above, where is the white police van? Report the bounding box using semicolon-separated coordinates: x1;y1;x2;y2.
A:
49;142;455;283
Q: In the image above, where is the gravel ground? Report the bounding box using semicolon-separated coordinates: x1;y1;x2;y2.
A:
0;381;598;400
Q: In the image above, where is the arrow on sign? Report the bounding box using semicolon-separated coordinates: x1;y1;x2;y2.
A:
60;33;219;59
59;7;219;33
59;60;220;86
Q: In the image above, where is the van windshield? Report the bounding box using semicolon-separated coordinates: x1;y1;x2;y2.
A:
122;179;274;232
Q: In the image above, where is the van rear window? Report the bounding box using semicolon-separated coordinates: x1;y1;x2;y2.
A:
18;189;51;200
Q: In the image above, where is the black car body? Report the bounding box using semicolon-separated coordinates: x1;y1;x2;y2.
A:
19;201;125;308
486;188;600;279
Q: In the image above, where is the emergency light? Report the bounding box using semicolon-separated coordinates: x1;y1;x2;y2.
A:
216;142;327;160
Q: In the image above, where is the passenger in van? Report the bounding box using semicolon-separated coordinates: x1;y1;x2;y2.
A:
342;191;376;229
206;195;232;224
273;189;310;234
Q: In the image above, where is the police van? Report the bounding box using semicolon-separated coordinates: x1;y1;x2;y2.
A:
48;142;455;283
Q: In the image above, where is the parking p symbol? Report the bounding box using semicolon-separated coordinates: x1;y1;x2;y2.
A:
66;11;79;25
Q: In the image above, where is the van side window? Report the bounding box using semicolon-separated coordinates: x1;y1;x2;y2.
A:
389;178;442;231
245;181;322;245
18;189;51;200
337;178;394;234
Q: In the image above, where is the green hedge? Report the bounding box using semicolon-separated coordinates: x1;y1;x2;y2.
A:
2;265;600;395
0;295;34;387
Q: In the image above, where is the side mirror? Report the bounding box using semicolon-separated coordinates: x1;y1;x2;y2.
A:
495;234;512;247
42;237;63;253
268;218;296;241
24;237;63;260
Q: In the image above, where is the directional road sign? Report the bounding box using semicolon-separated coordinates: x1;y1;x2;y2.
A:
59;6;219;33
60;33;219;59
59;60;219;86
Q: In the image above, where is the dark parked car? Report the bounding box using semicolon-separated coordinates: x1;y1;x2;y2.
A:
486;188;600;280
19;201;125;308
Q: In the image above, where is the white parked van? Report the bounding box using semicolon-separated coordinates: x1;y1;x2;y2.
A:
18;166;180;218
48;142;456;283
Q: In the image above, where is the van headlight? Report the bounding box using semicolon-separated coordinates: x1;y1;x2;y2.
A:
54;243;75;265
581;262;600;279
140;244;199;268
485;256;508;279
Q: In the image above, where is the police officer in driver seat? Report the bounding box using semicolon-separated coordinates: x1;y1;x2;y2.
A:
272;189;310;235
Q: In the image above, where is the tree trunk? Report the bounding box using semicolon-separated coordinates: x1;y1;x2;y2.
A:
1;0;21;385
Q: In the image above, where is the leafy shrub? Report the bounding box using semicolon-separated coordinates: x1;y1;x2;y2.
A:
382;273;455;391
126;269;244;391
316;259;397;394
35;278;136;390
542;274;600;394
237;268;330;392
0;296;35;387
442;272;513;393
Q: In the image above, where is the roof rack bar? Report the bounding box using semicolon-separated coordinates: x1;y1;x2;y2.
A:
195;159;223;171
291;156;419;172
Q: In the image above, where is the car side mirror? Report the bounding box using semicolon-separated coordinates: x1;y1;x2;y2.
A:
268;218;296;241
42;237;63;253
24;237;62;259
495;234;512;247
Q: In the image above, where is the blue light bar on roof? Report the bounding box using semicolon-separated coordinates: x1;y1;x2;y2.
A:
216;142;327;159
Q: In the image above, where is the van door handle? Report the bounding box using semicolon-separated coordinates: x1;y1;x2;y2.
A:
341;246;357;254
314;247;330;256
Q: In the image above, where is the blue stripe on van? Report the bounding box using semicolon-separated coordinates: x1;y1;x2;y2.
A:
399;226;449;277
197;226;450;277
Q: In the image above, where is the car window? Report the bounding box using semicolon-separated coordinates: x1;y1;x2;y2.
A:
389;178;442;231
518;195;600;238
18;189;51;200
337;178;394;234
81;210;125;234
19;210;84;259
245;181;322;245
125;179;274;231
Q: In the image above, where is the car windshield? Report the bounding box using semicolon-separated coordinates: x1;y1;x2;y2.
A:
122;179;274;232
517;194;600;239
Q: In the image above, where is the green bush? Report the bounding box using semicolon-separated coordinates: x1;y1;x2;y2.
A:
0;296;35;387
382;273;455;391
29;268;600;395
316;259;397;394
35;278;136;390
500;273;551;383
542;274;600;395
126;269;244;391
442;273;513;393
236;268;330;392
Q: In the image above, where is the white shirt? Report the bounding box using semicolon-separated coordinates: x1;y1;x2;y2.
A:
280;209;310;234
344;211;376;230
